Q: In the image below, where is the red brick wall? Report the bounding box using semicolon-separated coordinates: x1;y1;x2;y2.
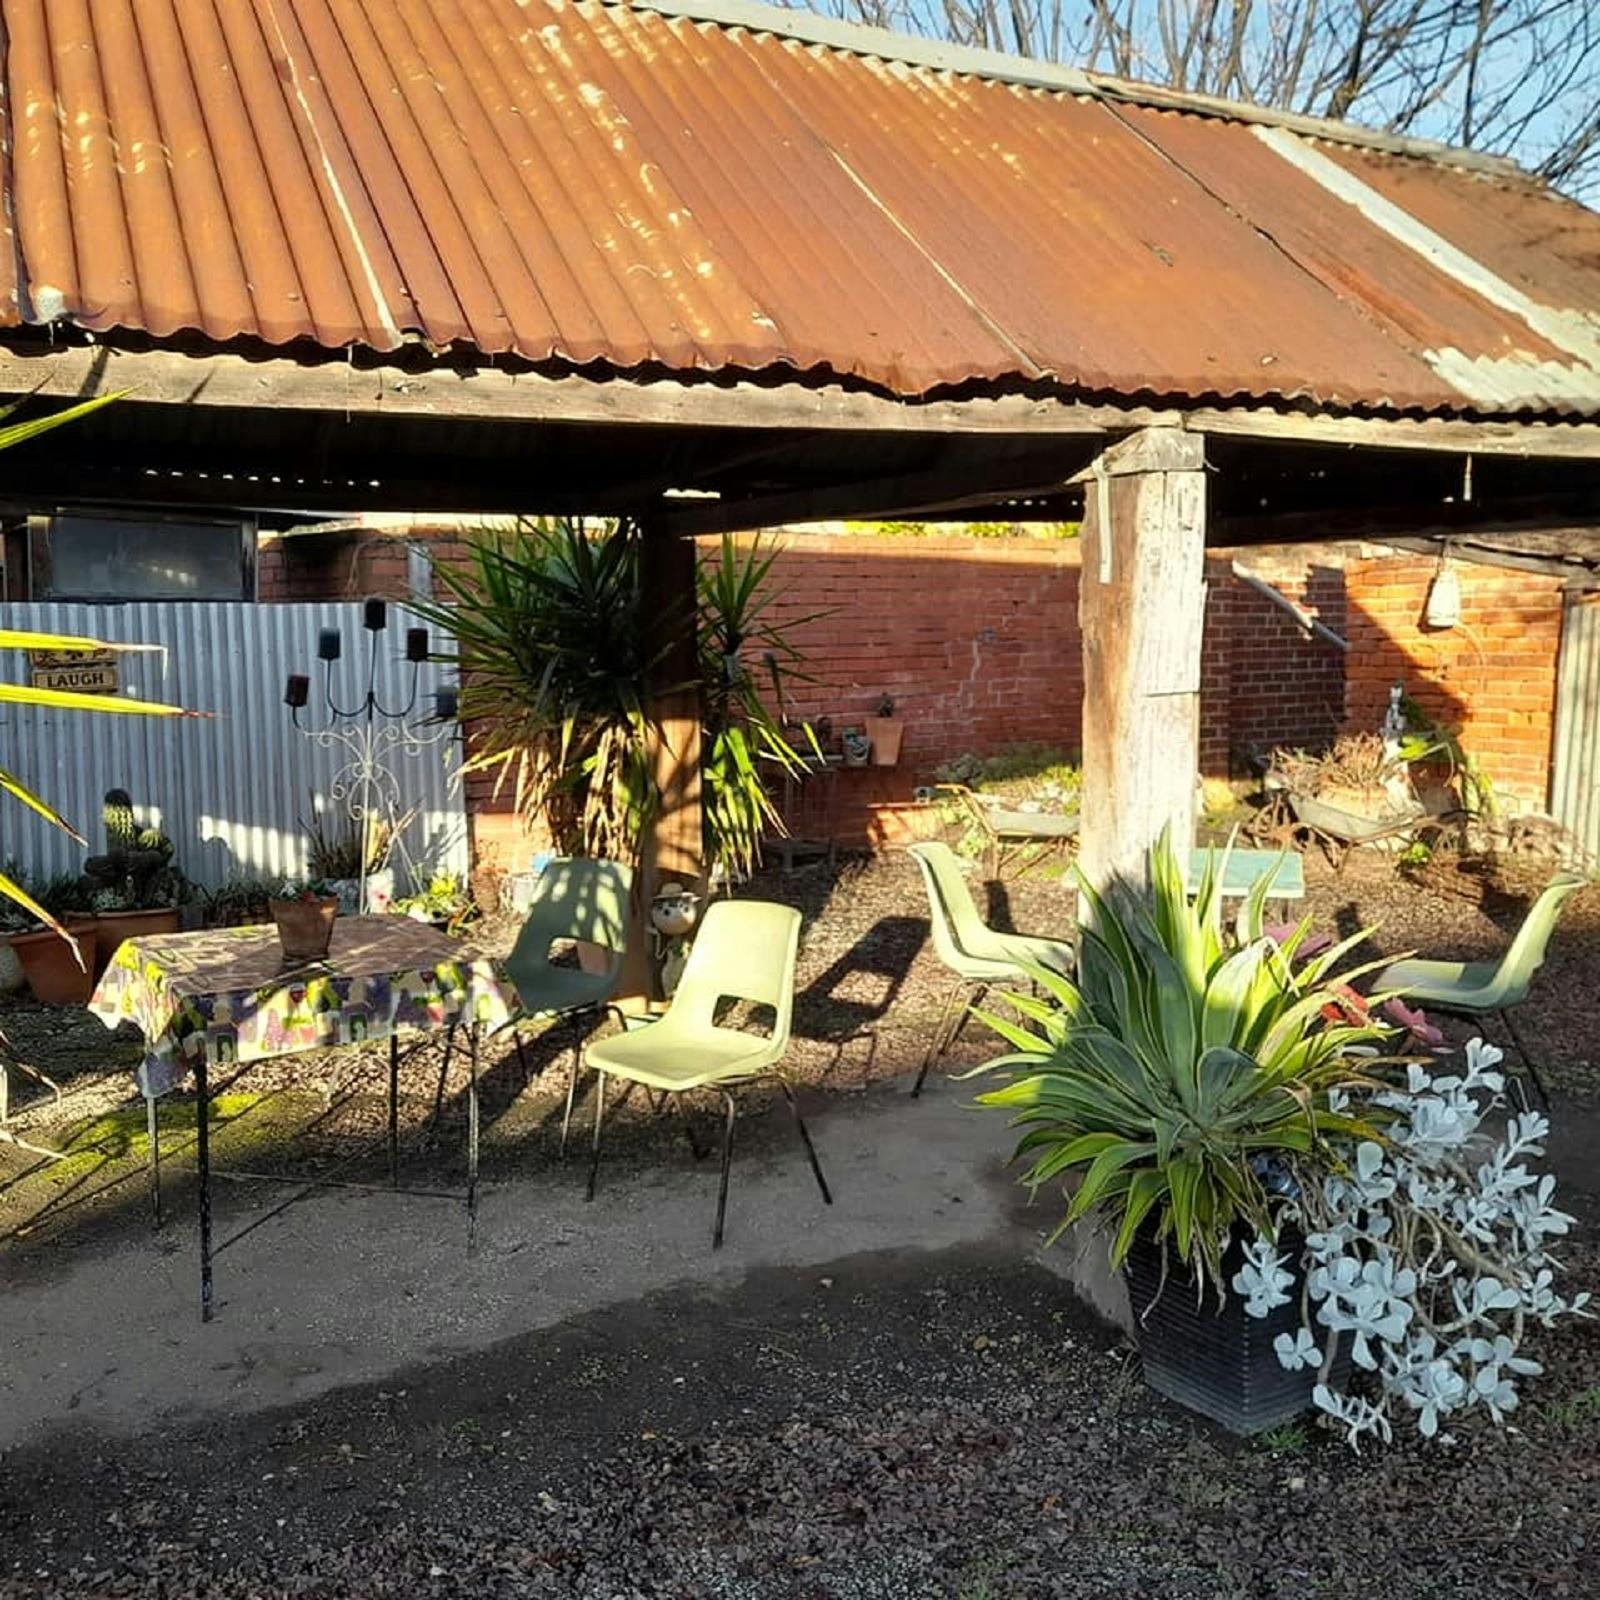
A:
1210;547;1349;766
729;532;1085;840
721;532;1361;840
258;521;1575;840
256;527;470;600
1343;555;1564;808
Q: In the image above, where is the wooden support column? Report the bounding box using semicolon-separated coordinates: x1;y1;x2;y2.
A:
626;524;703;1004
1076;428;1208;895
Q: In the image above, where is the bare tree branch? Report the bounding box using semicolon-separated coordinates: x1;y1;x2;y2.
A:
786;0;1600;197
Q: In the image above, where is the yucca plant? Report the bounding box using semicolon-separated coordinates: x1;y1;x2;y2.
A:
0;391;201;948
415;518;664;861
418;522;821;878
972;832;1399;1294
698;532;823;883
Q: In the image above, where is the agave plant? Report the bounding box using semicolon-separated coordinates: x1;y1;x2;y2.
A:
973;832;1398;1293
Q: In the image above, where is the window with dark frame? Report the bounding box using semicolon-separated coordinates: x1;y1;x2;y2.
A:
36;511;255;601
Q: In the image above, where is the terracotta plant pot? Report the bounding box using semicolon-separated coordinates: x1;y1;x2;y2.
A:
269;896;339;964
91;907;182;980
9;920;98;1006
863;715;904;767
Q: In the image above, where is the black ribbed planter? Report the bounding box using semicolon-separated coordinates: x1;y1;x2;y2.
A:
1124;1229;1342;1436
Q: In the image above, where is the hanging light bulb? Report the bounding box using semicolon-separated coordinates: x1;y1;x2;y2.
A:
1425;564;1461;630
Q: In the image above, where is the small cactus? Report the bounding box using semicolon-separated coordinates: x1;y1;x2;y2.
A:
82;788;180;910
103;788;137;852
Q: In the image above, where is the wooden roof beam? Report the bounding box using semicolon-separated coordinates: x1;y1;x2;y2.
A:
3;343;1600;459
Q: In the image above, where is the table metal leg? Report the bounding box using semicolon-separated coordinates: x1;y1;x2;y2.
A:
196;1057;213;1323
388;1031;400;1188
466;1025;479;1250
146;1093;162;1230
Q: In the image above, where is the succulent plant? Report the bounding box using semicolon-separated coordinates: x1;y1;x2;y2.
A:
81;788;180;910
103;788;137;853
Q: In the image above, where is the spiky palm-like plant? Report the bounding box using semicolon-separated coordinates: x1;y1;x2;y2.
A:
0;393;201;944
973;833;1399;1293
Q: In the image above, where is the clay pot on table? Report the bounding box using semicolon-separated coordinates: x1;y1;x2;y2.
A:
91;907;181;980
268;896;340;964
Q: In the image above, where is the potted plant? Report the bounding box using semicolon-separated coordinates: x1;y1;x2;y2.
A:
81;788;184;975
303;804;408;913
972;835;1588;1442
5;874;98;1005
268;880;340;963
394;871;478;935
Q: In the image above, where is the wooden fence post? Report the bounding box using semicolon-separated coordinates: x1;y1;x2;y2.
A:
1076;428;1208;894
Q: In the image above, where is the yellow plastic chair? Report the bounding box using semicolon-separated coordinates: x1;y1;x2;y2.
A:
499;858;632;1149
581;898;831;1247
907;841;1075;1097
1376;871;1586;1100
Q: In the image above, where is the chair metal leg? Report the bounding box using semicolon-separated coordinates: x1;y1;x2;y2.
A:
585;1070;606;1202
948;983;986;1049
913;978;966;1098
561;1046;582;1157
676;1095;707;1161
1499;1007;1550;1107
779;1077;832;1205
713;1091;737;1249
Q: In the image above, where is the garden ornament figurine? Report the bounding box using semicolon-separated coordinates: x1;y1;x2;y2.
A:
651;881;702;996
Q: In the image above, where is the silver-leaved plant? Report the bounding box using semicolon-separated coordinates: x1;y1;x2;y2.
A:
1232;1038;1589;1448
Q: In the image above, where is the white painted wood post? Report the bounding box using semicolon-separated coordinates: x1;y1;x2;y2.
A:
1076;428;1208;894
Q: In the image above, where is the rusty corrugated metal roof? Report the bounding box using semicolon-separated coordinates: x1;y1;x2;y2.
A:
1;0;1597;418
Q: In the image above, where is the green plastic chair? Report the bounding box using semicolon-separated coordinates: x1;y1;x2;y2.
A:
1376;871;1586;1099
907;841;1075;1098
580;898;830;1248
498;857;632;1150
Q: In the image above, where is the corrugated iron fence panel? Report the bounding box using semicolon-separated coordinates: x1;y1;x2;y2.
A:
0;602;466;890
1552;594;1600;867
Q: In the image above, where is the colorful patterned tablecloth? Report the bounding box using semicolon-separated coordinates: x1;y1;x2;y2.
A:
89;917;515;1098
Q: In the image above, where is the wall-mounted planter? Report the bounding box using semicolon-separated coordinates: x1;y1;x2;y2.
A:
863;715;904;767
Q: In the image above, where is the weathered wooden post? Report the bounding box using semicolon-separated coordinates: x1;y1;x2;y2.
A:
1076;428;1207;894
627;524;703;1002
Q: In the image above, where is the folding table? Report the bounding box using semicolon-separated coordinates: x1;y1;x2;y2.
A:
89;916;513;1320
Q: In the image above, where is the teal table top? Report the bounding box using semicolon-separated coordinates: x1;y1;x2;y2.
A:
1187;848;1305;899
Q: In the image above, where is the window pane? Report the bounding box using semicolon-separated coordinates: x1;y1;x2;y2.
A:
48;515;247;600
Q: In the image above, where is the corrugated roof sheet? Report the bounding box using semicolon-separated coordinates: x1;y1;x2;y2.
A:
1;0;1598;418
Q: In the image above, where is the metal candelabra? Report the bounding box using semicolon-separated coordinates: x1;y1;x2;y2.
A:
283;598;459;914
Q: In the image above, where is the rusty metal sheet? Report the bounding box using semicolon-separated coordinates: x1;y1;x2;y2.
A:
0;0;1597;417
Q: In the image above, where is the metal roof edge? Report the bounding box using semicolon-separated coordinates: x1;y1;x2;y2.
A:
618;0;1531;183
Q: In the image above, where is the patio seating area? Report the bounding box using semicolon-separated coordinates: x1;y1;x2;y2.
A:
2;845;1599;1595
1;0;1598;1589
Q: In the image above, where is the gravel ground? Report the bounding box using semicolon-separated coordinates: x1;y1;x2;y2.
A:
2;1236;1596;1599
4;843;1599;1597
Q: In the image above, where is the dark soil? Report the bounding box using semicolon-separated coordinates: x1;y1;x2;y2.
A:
2;1234;1597;1599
